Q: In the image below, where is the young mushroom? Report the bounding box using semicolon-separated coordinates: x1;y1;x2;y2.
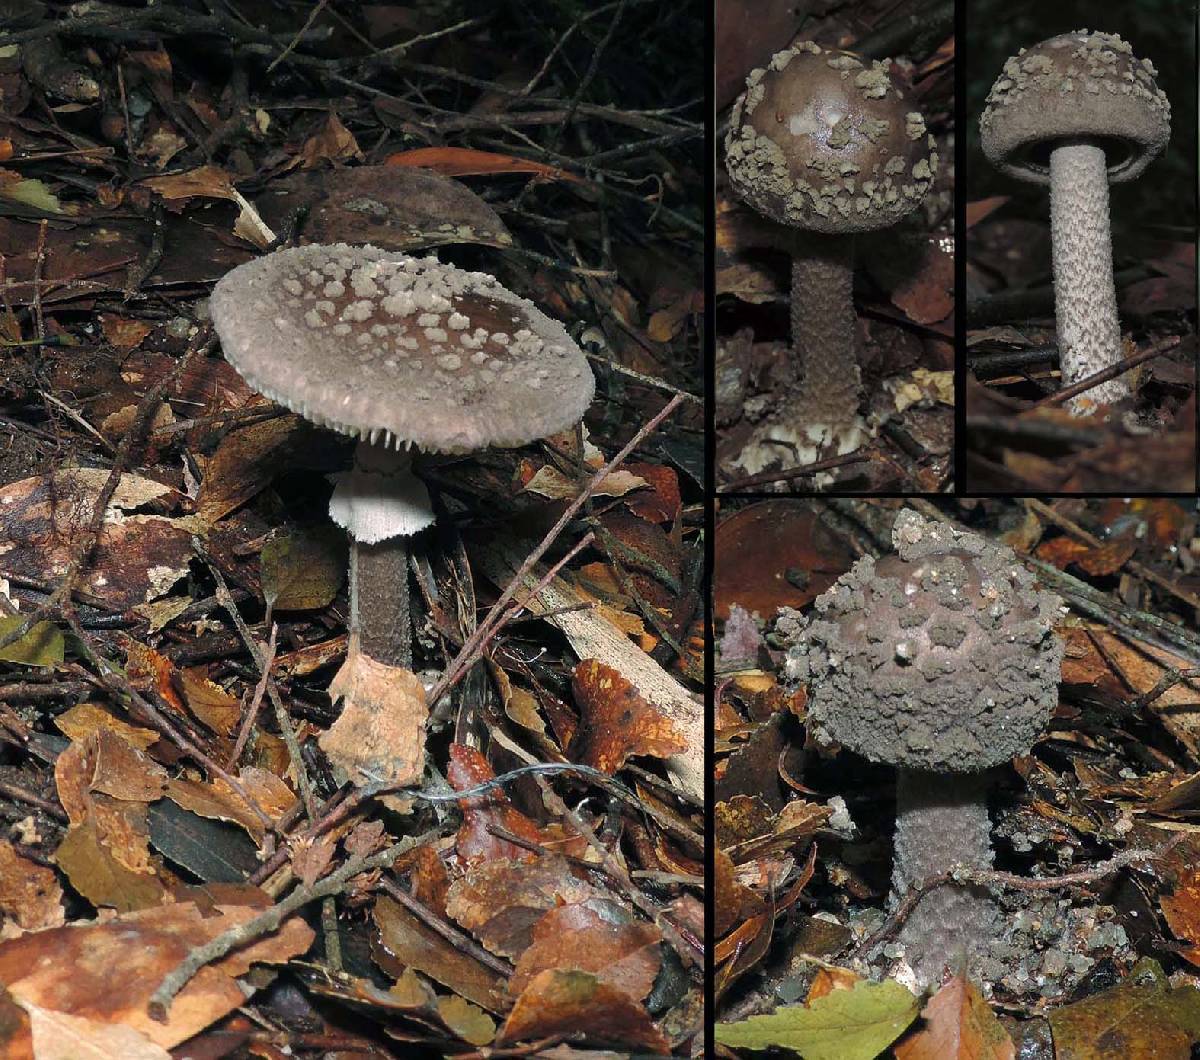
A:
724;42;937;478
210;243;595;679
780;510;1064;987
980;30;1170;412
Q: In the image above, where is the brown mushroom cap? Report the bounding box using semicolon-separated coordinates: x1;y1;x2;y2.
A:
980;30;1171;186
210;243;594;454
724;42;937;234
782;511;1063;774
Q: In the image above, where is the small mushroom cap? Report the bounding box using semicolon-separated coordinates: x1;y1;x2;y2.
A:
980;30;1171;186
210;243;594;454
724;42;937;234
780;510;1064;773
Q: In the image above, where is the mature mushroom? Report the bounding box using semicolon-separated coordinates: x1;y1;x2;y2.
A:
781;510;1064;986
210;243;595;676
980;30;1170;411
724;42;937;477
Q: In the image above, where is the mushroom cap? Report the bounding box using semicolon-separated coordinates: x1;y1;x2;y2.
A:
210;243;594;455
781;510;1064;773
980;30;1170;186
724;42;937;234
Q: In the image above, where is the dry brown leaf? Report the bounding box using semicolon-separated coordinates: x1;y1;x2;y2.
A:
445;856;596;959
385;146;582;183
54;704;159;752
53;815;166;913
0;840;64;932
300;113;363;169
509;898;662;1001
1161;869;1200;967
319;645;428;790
570;659;688;774
447;743;545;865
18;1001;170;1060
166;767;293;844
0;902;313;1049
499;969;668;1053
522;465;647;501
893;974;1015;1060
372;895;506;1014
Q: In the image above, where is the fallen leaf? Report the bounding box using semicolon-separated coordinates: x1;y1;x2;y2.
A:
499;969;668;1053
0;901;313;1048
509;898;662;1001
570;659;688;775
372;894;506;1014
54;815;165;913
18;1001;169;1060
446;743;546;865
445;856;596;959
319;644;428;791
715;979;920;1060
894;974;1015;1060
385;146;582;183
522;464;647;500
0;840;64;931
0;617;63;666
299;113;363;169
435;994;496;1046
260;525;346;611
1047;959;1200;1059
1161;869;1200;966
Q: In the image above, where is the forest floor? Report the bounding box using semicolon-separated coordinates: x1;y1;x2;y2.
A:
715;497;1200;1059
0;2;704;1056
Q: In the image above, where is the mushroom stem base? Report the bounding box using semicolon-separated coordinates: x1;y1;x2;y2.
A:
350;536;412;669
790;233;867;455
1049;139;1128;411
891;767;998;986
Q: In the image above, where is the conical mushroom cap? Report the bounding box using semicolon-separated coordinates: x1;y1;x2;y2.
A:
782;510;1064;773
210;243;594;454
724;42;937;234
980;30;1170;186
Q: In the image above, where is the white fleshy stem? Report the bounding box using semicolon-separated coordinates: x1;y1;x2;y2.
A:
331;442;436;669
791;232;869;457
1049;139;1129;411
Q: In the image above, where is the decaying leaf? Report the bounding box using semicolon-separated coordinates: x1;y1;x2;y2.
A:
570;659;688;774
446;743;546;865
0;470;196;607
500;969;669;1053
445;856;596;959
0;840;65;932
0;901;313;1049
509;898;663;1001
1047;959;1200;1059
893;974;1014;1060
260;525;345;611
319;644;428;790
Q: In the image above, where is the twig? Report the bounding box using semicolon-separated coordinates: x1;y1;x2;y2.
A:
719;450;870;492
427;392;684;707
1028;336;1181;409
226;625;277;770
148;828;440;1020
198;543;316;822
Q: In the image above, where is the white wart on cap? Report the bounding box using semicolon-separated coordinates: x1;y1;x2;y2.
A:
209;243;595;455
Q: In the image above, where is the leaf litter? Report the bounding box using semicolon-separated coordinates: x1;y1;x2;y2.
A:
0;2;702;1055
716;496;1200;1059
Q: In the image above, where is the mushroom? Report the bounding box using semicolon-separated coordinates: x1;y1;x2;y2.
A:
780;510;1064;986
724;42;937;478
980;30;1170;412
209;243;595;675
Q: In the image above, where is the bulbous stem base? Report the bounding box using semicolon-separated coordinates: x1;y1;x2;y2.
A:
891;768;999;987
1049;140;1129;411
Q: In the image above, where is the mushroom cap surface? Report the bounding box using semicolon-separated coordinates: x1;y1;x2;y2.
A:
724;42;937;234
980;30;1170;186
781;510;1064;773
210;243;594;454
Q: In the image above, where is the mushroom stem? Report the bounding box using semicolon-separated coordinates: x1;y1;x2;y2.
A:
891;768;998;986
791;233;866;453
350;536;412;669
1049;139;1129;410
